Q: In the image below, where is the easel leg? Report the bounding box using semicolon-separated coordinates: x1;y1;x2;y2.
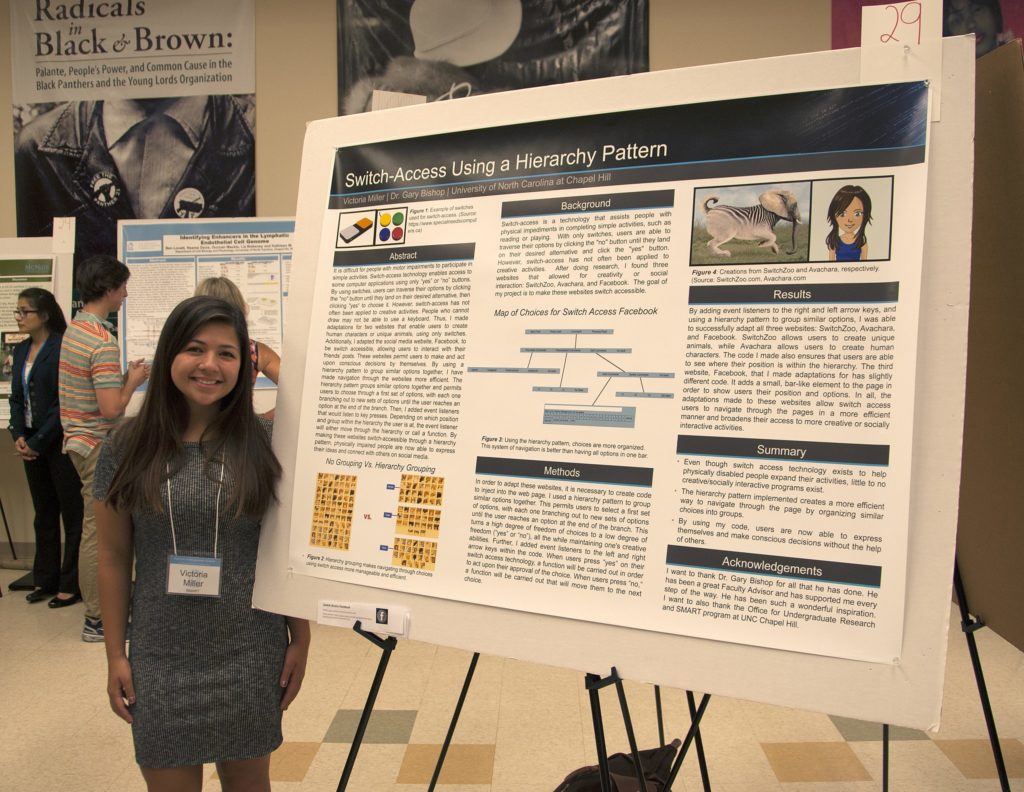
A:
687;690;712;792
585;673;613;792
427;651;479;791
655;686;713;791
953;560;1011;791
655;685;665;746
612;669;651;792
336;621;398;792
1;496;15;561
882;723;889;792
663;693;711;791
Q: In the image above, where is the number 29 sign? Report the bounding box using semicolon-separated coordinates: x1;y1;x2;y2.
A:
879;2;923;46
862;0;940;51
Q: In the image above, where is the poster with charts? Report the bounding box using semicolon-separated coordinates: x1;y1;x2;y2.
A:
118;217;293;388
0;256;56;420
286;81;930;664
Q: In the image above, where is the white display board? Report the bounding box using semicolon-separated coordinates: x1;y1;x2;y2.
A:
255;39;974;730
0;219;75;420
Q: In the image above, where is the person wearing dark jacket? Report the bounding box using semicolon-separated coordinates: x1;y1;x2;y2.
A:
8;288;84;606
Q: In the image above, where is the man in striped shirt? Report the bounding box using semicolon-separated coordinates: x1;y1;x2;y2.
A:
59;255;149;642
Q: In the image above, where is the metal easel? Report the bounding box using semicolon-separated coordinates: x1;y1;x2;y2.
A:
951;559;1010;791
335;622;482;792
877;558;1010;792
1;494;15;561
335;621;398;791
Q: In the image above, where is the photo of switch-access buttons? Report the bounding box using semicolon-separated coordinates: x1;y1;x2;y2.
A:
336;207;409;248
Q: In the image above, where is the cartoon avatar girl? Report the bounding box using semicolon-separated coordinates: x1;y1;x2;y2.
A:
826;185;872;262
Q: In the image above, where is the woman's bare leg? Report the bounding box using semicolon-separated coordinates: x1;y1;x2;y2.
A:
216;754;272;792
140;764;203;792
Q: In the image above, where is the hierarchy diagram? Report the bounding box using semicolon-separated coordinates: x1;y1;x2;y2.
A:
309;471;444;572
388;474;444;571
468;328;675;429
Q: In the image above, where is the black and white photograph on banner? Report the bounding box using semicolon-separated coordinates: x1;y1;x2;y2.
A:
14;95;256;266
8;0;256;271
337;0;649;114
942;0;1020;57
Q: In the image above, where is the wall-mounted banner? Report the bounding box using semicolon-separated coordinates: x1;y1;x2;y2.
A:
287;80;930;664
10;0;256;273
337;0;648;114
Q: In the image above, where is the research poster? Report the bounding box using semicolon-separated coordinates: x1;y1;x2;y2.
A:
118;218;293;386
0;256;57;420
286;81;929;663
0;256;56;420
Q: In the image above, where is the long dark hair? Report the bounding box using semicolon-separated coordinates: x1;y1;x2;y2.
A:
18;287;67;334
825;185;872;252
104;296;281;516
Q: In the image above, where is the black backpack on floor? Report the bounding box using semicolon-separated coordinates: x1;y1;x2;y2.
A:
554;738;681;791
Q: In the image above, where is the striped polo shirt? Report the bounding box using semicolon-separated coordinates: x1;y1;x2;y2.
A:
59;311;123;456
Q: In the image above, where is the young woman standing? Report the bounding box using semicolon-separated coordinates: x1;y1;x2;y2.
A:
7;288;84;607
95;296;309;791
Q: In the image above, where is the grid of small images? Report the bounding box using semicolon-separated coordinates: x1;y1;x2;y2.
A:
396;505;441;538
391;474;444;570
309;472;357;550
391;536;439;571
398;474;445;506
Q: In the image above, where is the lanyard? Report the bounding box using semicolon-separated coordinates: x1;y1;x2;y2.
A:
166;459;225;557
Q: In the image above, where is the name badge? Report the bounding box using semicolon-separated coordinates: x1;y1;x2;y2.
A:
167;554;222;597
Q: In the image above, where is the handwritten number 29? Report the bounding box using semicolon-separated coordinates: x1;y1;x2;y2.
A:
881;1;922;46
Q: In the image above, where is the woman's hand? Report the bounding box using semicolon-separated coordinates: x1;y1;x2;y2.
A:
107;655;136;723
124;359;150;390
279;620;310;711
13;437;38;460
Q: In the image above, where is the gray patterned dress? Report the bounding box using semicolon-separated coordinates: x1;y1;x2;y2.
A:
94;424;288;768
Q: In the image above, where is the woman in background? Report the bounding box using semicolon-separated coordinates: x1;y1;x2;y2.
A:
95;296;308;791
7;287;84;607
194;277;281;386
